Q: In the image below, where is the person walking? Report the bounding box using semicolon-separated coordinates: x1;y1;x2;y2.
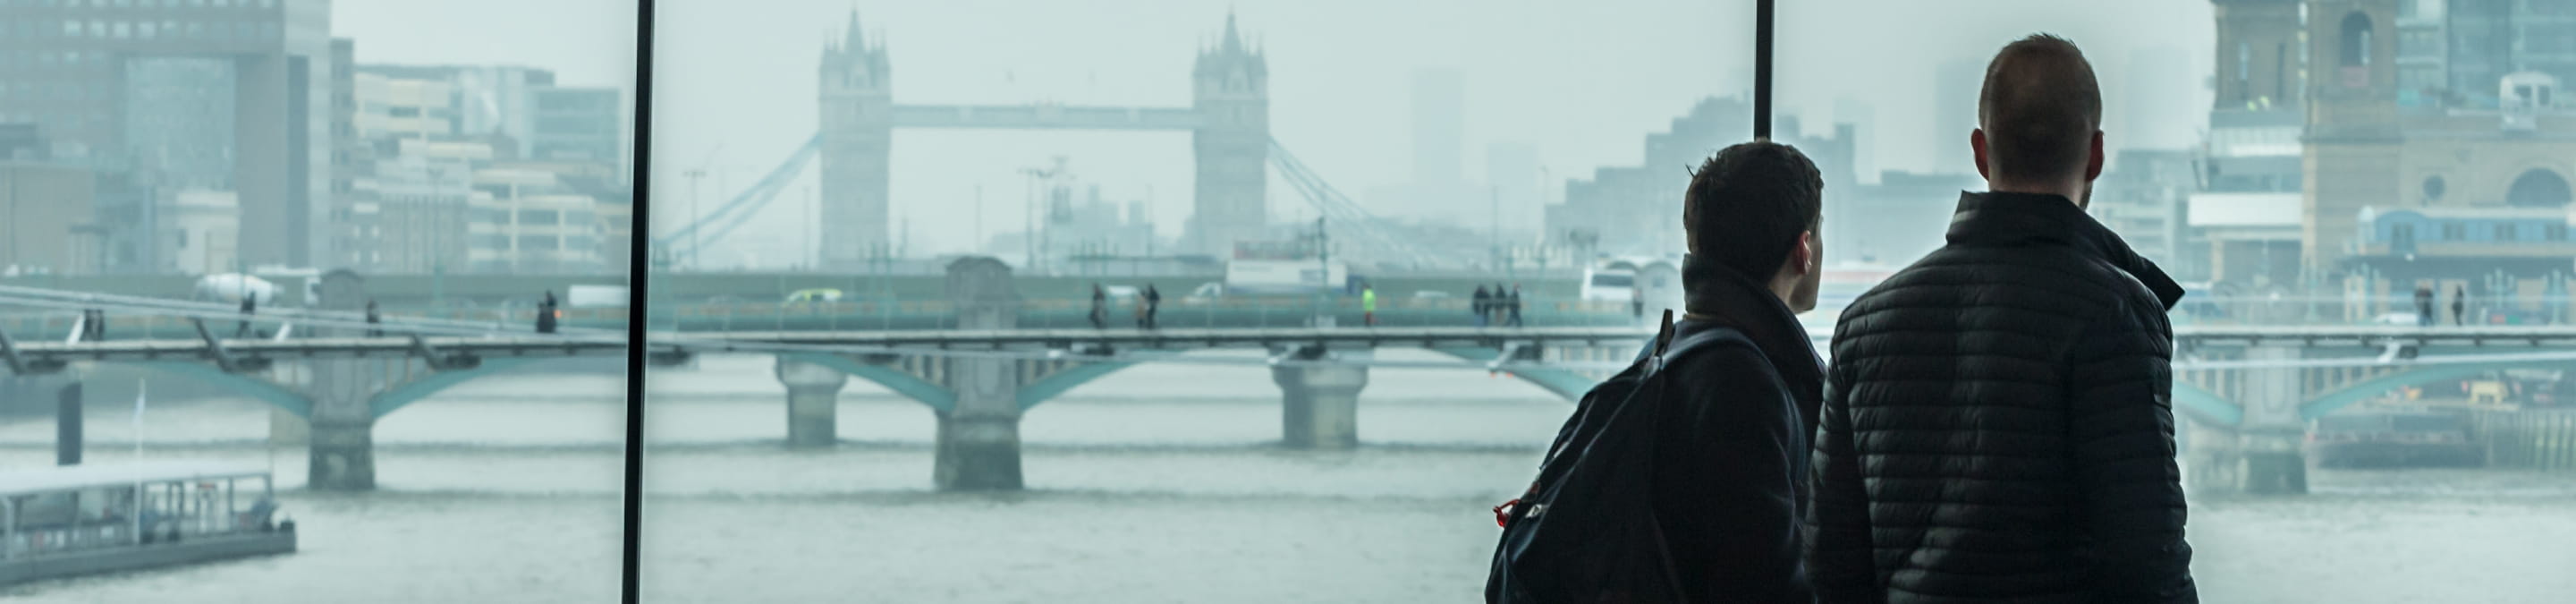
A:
535;291;559;334
1089;284;1106;329
1138;289;1159;328
365;300;384;337
1809;35;2197;603
2453;284;2468;326
1505;284;1525;327
1144;284;1162;329
1472;285;1491;328
2415;285;2436;327
1361;283;1377;327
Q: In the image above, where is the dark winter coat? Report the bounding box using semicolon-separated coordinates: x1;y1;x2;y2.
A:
1809;191;2198;603
1653;256;1824;603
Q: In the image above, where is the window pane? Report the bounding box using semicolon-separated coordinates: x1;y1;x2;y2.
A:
643;1;1750;600
1788;3;2576;602
0;0;636;601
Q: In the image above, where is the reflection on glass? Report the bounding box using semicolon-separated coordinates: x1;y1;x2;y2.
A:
0;0;635;600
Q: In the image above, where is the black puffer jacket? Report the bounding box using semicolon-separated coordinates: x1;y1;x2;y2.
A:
1808;191;2197;603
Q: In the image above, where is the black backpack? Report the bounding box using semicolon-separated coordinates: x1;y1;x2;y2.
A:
1485;310;1758;604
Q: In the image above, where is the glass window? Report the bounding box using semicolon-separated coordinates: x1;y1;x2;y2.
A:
517;234;557;251
519;208;559;225
1791;5;2567;600
644;0;1745;600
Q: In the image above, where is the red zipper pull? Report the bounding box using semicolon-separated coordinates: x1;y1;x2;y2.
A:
1493;498;1520;527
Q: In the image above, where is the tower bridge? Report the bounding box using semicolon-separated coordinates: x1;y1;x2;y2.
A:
656;11;1457;271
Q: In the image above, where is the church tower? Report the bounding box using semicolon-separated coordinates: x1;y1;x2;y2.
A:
819;10;894;268
2301;0;2405;268
1188;12;1271;256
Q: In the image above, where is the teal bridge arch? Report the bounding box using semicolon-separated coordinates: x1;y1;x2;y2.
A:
114;357;555;421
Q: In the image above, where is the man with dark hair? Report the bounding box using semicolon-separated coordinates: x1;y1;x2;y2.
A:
1652;140;1826;601
1809;34;2198;603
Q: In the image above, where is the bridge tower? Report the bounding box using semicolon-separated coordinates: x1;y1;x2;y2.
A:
818;10;894;268
1186;12;1271;256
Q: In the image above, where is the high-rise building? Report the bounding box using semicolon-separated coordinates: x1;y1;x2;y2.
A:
530;87;621;164
0;0;337;269
1484;141;1540;236
1411;69;1465;185
1931;59;1986;175
466;167;603;274
0;162;103;274
354;64;559;154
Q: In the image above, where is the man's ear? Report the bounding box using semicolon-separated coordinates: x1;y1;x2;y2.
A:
1970;129;1992;181
2084;130;2106;182
1783;230;1817;277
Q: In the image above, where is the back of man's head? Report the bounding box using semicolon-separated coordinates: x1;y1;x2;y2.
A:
1978;34;2103;186
1684;141;1823;281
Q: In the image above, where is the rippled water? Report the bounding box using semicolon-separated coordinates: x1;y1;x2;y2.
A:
5;353;2575;602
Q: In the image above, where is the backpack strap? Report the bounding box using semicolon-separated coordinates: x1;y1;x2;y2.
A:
1644;321;1758;379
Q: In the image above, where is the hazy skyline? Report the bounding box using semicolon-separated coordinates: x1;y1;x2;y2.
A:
344;0;2216;268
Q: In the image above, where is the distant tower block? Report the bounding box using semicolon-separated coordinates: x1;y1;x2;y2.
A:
819;10;894;268
1187;12;1271;256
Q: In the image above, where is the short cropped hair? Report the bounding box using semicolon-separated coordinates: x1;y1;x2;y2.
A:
1683;141;1823;280
1978;34;2102;183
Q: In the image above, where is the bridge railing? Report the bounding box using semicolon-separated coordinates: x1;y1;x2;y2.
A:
0;306;631;341
635;296;1644;333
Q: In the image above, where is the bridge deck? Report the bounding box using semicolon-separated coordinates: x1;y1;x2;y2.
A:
678;326;1664;350
15;336;626;363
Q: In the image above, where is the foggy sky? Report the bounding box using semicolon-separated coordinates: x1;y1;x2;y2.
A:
343;1;2217;268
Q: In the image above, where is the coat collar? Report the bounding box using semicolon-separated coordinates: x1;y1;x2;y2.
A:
1680;255;1825;395
1945;191;2185;311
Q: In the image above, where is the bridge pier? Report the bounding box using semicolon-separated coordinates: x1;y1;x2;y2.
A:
1271;351;1368;449
775;358;847;448
308;419;377;490
935;257;1026;490
2186;345;2309;496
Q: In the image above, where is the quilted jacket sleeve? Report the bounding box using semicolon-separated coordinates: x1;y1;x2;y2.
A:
2063;295;2199;603
1806;344;1878;604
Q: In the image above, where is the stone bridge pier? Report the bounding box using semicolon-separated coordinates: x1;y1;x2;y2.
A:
2183;345;2309;495
936;257;1025;490
775;358;848;447
1270;346;1369;449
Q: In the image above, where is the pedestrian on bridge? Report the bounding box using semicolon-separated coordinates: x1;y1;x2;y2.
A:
1089;284;1106;329
365;300;383;337
1361;283;1377;327
1145;284;1162;329
2453;285;2468;326
1506;285;1524;327
1472;285;1491;327
1132;288;1149;328
536;291;559;334
2416;285;2435;327
82;309;105;342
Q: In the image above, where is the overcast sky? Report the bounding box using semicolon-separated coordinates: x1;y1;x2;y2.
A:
335;0;2215;268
